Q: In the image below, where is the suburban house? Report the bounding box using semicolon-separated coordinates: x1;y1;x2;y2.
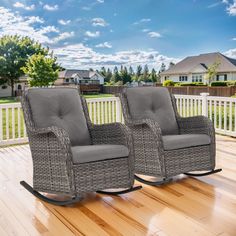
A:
0;76;27;97
56;69;105;86
160;52;236;83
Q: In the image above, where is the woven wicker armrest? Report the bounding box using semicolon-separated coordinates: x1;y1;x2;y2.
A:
177;116;214;136
28;126;71;149
127;118;162;138
90;123;132;147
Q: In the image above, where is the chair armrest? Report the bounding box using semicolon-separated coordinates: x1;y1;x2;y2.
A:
90;123;132;147
177;116;215;137
126;118;162;139
28;126;71;151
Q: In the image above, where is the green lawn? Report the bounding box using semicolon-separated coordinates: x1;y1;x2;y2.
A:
0;97;18;104
83;94;113;99
0;94;113;104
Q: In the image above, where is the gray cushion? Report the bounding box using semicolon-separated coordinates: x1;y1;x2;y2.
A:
28;88;91;146
71;144;129;163
162;134;211;150
126;87;179;135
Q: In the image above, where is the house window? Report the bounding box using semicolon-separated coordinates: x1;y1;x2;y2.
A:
179;75;188;82
65;78;69;83
224;74;227;81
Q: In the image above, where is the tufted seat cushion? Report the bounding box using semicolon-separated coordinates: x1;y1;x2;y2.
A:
162;134;211;150
126;87;179;135
28;88;91;146
71;144;129;163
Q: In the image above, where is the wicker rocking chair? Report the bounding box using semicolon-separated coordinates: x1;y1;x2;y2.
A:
21;88;141;205
119;87;222;186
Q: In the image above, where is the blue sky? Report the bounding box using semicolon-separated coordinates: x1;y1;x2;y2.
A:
0;0;236;70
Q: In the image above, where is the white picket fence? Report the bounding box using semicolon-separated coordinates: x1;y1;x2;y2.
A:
0;94;236;146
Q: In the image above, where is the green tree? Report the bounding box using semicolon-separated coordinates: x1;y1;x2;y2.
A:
120;66;131;84
111;66;121;83
168;62;175;69
150;68;157;82
0;35;49;96
160;63;166;72
205;61;221;84
22;53;59;87
141;64;149;82
136;65;142;81
128;66;134;76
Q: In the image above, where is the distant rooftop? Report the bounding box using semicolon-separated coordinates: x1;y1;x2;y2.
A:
59;69;102;79
161;52;236;75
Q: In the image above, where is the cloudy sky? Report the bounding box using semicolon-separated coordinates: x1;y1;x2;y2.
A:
0;0;236;70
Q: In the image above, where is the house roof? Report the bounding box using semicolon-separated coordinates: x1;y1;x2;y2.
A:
59;69;103;79
161;52;236;75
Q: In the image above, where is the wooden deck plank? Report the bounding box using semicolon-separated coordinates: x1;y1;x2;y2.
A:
0;135;236;236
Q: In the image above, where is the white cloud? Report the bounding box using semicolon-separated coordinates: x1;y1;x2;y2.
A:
0;7;72;45
222;0;228;3
232;37;236;40
142;28;150;32
95;42;112;48
53;31;74;43
27;16;44;24
84;31;100;38
148;31;162;38
13;2;35;10
134;18;151;25
224;48;236;58
227;0;236;15
53;43;179;70
97;0;104;3
91;18;108;27
43;4;58;11
58;19;71;25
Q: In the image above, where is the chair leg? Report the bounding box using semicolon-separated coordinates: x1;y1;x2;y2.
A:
96;185;142;196
134;174;172;186
184;168;222;177
20;181;82;206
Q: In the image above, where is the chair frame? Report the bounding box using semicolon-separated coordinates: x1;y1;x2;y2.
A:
119;89;222;185
21;88;141;206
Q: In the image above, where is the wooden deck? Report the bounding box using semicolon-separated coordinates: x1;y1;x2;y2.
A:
0;135;236;236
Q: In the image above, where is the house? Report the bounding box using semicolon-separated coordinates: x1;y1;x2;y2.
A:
56;69;104;85
160;52;236;83
0;76;28;97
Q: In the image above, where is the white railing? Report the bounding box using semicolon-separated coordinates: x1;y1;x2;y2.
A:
175;93;236;137
0;94;236;146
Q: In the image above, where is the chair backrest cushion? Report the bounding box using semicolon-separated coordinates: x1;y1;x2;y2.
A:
125;87;179;135
27;88;91;146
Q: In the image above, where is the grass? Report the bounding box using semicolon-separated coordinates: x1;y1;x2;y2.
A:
83;94;113;99
0;97;18;104
0;94;114;104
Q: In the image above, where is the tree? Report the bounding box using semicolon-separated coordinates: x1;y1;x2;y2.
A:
150;68;157;82
22;53;59;87
111;66;121;83
205;61;221;84
135;65;142;82
0;35;50;96
128;66;134;76
141;64;149;82
120;66;131;84
168;62;175;69
159;63;166;72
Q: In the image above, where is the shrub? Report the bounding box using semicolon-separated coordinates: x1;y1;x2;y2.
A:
163;80;175;86
211;81;228;87
179;82;206;86
227;81;236;87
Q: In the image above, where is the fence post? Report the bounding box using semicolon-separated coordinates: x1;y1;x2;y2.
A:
115;97;121;122
200;93;209;117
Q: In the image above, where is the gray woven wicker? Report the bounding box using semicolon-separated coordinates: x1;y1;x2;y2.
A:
20;87;141;206
119;87;222;185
